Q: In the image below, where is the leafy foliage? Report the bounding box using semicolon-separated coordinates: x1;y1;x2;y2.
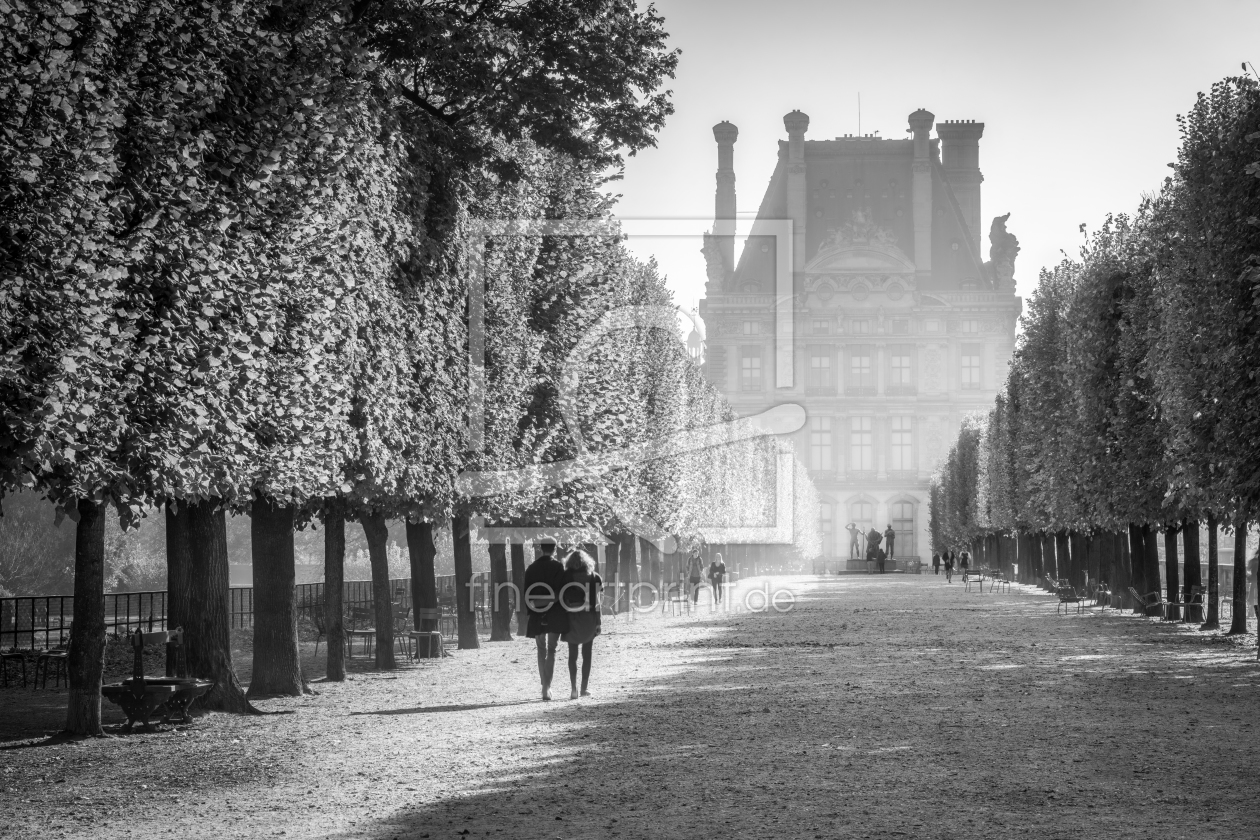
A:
931;75;1260;540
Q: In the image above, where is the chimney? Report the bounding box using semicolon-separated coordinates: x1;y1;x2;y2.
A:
907;109;934;279
712;121;738;273
783;110;809;272
935;119;985;259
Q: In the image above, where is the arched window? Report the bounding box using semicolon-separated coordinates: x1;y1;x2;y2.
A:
891;499;915;557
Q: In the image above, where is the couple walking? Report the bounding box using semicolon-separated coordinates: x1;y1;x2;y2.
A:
524;543;602;700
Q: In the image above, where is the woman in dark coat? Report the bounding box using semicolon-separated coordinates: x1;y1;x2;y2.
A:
560;550;602;699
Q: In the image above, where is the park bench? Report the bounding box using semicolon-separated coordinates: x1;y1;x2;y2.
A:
662;579;691;616
34;643;69;689
1126;586;1167;618
1055;585;1083;614
1;649;31;688
101;628;212;731
1163;585;1204;622
345;606;377;657
407;607;444;659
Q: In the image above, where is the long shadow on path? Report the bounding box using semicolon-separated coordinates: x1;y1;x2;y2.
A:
352;577;1260;840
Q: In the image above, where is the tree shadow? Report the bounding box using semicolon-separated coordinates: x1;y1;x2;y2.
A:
350;580;1260;839
349;699;543;716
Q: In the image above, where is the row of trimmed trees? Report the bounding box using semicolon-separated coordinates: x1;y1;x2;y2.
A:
1;1;821;735
929;74;1260;639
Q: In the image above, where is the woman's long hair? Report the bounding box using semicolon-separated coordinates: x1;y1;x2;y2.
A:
566;550;595;576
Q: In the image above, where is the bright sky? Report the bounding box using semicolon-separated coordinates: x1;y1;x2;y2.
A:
614;0;1260;328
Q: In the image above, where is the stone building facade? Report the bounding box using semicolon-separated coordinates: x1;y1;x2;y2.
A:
698;109;1021;568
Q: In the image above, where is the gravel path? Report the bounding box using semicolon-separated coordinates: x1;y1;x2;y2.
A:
3;574;1258;839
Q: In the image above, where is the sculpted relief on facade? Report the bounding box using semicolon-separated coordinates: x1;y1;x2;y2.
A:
921;347;943;394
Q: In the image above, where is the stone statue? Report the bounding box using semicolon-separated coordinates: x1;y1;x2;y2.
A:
985;213;1019;289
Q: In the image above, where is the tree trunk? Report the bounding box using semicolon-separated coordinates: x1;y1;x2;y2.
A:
510;543;527;636
1142;524;1162;617
165;503;191;676
1040;532;1055;586
360;513;396;669
1098;536;1118;607
1118;528;1135;610
618;532;637;603
1054;531;1071;585
638;537;656;606
605;538;621;613
324;509;346;681
489;542;512;641
1164;524;1181;622
1069;531;1087;588
248;498;305;696
406;521;439;635
65;498;106;736
185;500;254;713
1204;512;1220;629
1229;512;1248;635
1183;519;1202;623
1128;523;1147;610
452;515;480;649
1098;531;1118;604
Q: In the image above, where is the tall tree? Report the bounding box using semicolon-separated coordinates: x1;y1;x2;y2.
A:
64;498;106;736
248;498;306;696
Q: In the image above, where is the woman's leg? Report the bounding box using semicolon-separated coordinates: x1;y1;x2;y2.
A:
580;642;593;693
567;643;579;691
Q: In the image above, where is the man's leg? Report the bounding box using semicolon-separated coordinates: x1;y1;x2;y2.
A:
535;634;549;693
544;633;560;691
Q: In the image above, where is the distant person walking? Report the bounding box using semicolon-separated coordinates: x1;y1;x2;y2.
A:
944;553;954;583
960;551;971;580
687;551;705;604
884;524;896;560
846;523;861;559
932;551;941;575
524;542;570;701
560;550;602;700
708;552;728;604
876;547;887;574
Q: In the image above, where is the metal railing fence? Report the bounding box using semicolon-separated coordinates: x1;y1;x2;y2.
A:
2;573;492;650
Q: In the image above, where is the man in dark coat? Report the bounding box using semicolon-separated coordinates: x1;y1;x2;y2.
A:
524;542;570;700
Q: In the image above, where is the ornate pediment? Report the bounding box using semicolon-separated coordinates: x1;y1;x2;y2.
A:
804;211;915;275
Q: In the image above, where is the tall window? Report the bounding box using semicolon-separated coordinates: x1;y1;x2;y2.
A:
810;416;833;471
820;503;834;557
740;347;762;391
891;500;915;557
891;318;910;334
850;500;874;536
849;346;873;390
890;346;912;387
808;348;832;390
961;319;980;334
850;416;873;471
890;416;913;471
813;319;830;335
742;320;760;335
961;344;981;389
850;319;871;335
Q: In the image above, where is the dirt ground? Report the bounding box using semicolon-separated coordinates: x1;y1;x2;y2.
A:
2;574;1259;840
